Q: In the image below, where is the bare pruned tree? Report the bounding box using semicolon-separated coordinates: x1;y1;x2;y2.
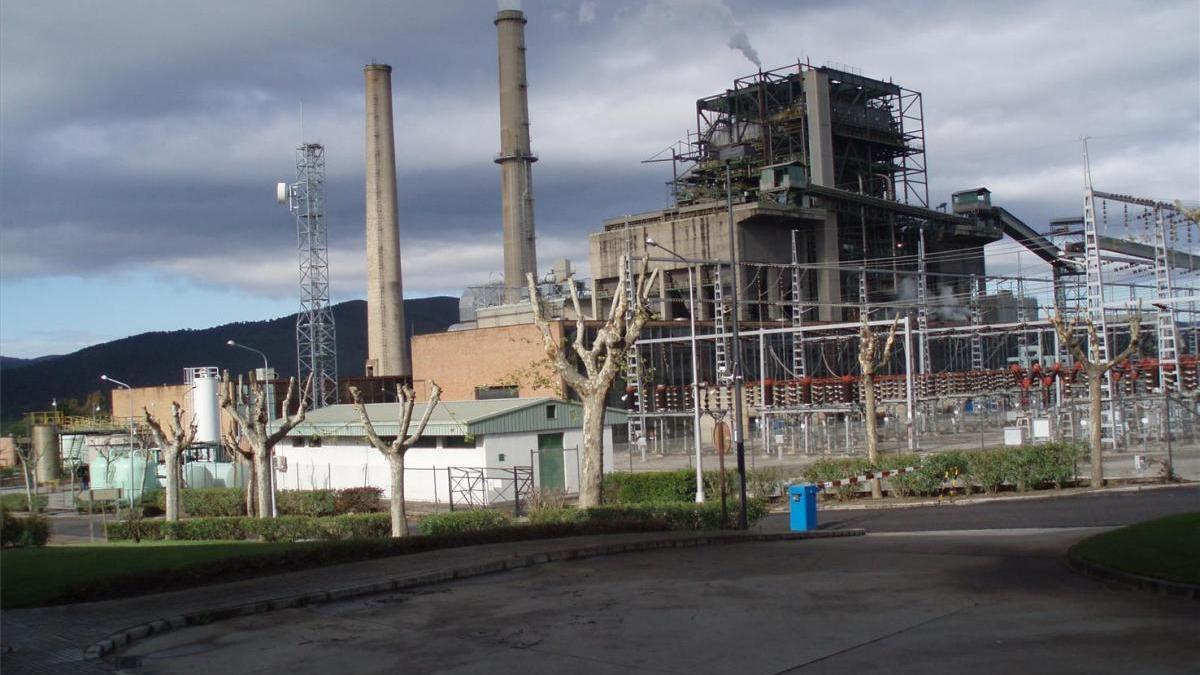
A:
1051;313;1141;487
349;382;442;537
13;438;39;513
219;371;310;517
220;435;257;517
527;257;660;508
143;402;198;521
859;315;900;499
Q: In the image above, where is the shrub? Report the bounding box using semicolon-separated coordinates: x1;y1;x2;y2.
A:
326;513;392;539
165;517;251;541
527;506;587;525
335;487;384;514
802;458;874;501
255;516;328;543
602;470;696;504
155;488;246;517
418;510;511;536
745;467;788;500
0;493;48;513
1000;442;1082;491
16;513;50;547
2;509;23;546
966;449;1008;495
276;490;336;517
878;453;923;497
530;499;767;531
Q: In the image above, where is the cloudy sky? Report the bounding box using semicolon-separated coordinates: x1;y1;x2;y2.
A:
1;0;1197;358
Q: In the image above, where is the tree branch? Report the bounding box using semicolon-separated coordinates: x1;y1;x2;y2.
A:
403;382;442;449
349;386;391;455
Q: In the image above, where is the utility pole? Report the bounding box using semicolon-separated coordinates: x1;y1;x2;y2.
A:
726;165;748;530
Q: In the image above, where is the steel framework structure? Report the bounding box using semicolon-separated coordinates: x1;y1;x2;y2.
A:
289;143;338;407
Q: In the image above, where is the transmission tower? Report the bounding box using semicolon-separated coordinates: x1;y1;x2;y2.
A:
282;143;338;407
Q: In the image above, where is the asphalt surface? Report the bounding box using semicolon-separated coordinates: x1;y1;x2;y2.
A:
814;484;1199;532
113;486;1200;674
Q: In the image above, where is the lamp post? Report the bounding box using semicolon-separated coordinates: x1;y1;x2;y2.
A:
226;339;278;517
725;164;749;529
646;237;705;504
100;374;136;510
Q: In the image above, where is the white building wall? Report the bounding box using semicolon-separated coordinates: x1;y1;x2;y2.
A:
274;422;619;503
275;439;485;503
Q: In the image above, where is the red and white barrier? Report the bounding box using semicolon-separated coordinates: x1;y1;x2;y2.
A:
819;466;917;489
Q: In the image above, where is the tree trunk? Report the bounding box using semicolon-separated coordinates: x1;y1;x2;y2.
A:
254;448;272;517
863;372;882;499
1088;369;1105;488
164;451;181;521
21;459;35;512
578;394;607;508
388;452;408;537
244;462;257;517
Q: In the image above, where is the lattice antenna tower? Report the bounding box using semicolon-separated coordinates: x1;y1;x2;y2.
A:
278;143;338;408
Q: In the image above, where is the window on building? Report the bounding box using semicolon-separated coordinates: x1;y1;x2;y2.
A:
307;437;322;448
545;404;557;420
475;385;518;400
291;437;304;447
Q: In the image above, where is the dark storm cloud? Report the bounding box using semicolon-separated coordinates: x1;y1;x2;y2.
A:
1;0;1196;299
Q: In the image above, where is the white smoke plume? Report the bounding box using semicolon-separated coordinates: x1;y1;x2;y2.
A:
498;0;521;11
727;28;761;68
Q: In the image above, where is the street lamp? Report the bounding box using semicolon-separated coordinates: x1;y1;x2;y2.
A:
225;339;278;517
646;236;705;504
100;374;137;510
724;164;749;529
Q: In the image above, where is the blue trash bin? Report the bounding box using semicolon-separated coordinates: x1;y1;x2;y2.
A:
788;484;820;531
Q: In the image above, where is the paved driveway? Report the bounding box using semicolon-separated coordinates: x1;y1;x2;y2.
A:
120;524;1199;673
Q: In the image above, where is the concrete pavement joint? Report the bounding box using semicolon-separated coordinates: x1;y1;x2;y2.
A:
83;528;863;663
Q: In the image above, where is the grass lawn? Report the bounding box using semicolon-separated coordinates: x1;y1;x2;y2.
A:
1072;512;1200;586
1;540;312;609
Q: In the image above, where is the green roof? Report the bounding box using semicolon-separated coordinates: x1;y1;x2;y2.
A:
278;398;626;438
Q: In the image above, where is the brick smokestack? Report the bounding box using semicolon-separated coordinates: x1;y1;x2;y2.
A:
363;64;410;378
495;8;538;303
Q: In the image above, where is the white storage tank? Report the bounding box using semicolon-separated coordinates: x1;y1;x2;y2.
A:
186;366;221;445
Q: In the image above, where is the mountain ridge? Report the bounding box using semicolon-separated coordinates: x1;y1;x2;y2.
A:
0;297;459;422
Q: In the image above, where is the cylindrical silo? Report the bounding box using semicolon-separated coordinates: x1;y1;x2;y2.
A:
363;63;411;378
33;424;61;483
191;368;221;445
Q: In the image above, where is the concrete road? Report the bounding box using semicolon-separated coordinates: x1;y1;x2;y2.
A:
117;489;1199;675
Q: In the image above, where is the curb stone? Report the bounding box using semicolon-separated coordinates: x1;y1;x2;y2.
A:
84;528;862;662
1067;550;1200;600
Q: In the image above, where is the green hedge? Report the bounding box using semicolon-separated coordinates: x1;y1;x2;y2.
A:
276;490;337;517
334;487;384;514
57;520;673;606
1;510;50;547
0;493;48;513
106;513;394;542
797;442;1085;500
603;468;787;505
529;499;768;530
418;510;511;536
154;488;245;517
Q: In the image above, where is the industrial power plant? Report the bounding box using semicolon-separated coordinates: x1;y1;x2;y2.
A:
10;3;1198;508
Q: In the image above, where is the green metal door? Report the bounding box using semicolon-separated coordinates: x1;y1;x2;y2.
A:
537;433;565;492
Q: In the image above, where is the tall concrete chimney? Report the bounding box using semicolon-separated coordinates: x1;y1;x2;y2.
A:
495;8;538;303
363;63;410;378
